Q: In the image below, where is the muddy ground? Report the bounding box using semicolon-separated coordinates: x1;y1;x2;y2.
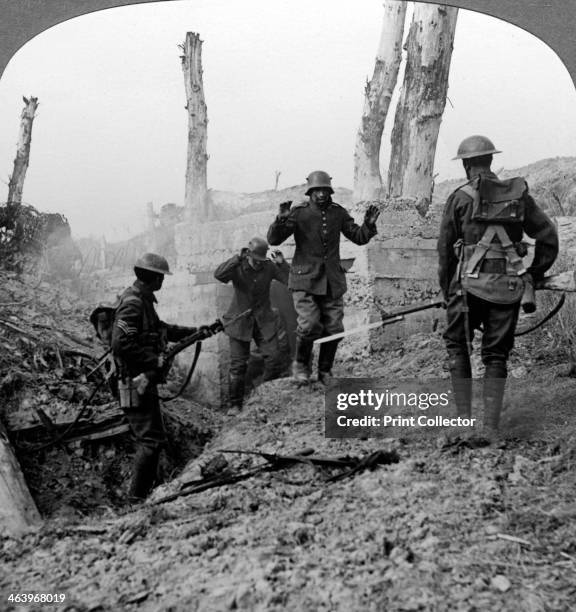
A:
2;317;576;611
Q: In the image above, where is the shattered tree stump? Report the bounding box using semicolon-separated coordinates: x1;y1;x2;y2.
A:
0;419;41;535
7;96;39;206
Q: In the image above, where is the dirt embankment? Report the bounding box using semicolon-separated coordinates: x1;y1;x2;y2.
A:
2;326;576;611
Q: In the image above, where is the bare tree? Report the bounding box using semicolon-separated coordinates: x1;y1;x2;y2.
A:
274;170;281;191
353;2;407;203
181;33;208;220
387;4;458;212
7;96;38;206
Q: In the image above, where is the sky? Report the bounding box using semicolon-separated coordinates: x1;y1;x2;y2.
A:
0;0;574;240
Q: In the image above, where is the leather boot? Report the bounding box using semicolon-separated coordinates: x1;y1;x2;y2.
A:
483;360;507;439
448;350;472;418
129;445;160;501
228;373;245;411
292;337;314;383
318;340;340;385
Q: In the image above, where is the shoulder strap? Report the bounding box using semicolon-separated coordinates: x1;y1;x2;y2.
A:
460;184;476;200
465;223;526;278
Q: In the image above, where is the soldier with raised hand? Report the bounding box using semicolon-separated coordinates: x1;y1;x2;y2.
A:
214;237;289;412
112;253;212;501
267;170;380;384
437;136;558;440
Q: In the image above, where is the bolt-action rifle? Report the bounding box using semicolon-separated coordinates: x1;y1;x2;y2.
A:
314;300;445;345
131;308;252;398
158;307;252;379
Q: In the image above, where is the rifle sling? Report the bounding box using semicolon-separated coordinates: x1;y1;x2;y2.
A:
159;341;203;402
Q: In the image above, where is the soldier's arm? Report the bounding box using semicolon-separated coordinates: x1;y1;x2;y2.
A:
437;195;459;301
272;258;290;285
523;195;559;280
267;210;296;245
164;322;198;343
214;254;243;283
340;208;377;245
111;297;158;373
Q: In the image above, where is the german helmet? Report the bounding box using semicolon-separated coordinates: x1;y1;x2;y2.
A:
305;170;334;195
247;237;269;261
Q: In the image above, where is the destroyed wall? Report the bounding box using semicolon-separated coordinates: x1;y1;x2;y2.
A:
335;200;444;360
162;211;281;407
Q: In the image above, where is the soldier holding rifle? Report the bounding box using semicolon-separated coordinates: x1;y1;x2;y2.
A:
437;136;558;439
112;253;214;501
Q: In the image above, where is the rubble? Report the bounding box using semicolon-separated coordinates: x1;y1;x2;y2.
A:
0;267;217;520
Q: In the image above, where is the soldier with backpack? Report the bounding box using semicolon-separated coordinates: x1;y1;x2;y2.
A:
111;253;213;501
437;135;558;439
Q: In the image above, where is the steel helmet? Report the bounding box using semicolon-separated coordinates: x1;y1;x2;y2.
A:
248;237;269;261
305;170;334;195
134;252;172;275
453;135;502;160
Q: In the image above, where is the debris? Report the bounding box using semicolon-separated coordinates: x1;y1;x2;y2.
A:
154;448;401;506
496;533;533;548
490;574;512;592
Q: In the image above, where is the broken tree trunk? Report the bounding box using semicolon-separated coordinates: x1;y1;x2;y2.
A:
353;1;406;202
0;419;41;535
387;4;458;213
7;96;39;206
181;33;209;221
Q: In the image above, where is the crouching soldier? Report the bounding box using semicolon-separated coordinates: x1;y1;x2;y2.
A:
437;136;558;439
214;237;289;412
112;253;213;501
267;170;380;384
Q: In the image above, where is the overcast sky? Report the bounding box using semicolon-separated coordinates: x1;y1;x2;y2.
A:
0;0;574;240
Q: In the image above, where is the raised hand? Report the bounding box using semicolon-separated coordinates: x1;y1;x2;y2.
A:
270;250;285;265
364;203;381;226
278;200;293;219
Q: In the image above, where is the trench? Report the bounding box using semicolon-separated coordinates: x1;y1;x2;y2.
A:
11;397;216;519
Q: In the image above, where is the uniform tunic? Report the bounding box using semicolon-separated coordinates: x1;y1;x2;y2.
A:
111;280;196;498
213;255;289;342
437;171;558;364
267;199;377;340
267;200;376;298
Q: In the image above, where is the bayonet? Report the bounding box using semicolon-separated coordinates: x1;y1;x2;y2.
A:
314;300;444;345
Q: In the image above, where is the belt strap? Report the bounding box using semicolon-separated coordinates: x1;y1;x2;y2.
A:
464;224;526;278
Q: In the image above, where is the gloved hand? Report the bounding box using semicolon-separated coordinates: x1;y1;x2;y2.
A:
270;250;285;265
278;201;293;220
240;247;250;258
364;203;381;227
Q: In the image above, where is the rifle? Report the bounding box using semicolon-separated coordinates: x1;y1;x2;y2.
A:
314;300;445;345
132;308;252;399
161;308;252;371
